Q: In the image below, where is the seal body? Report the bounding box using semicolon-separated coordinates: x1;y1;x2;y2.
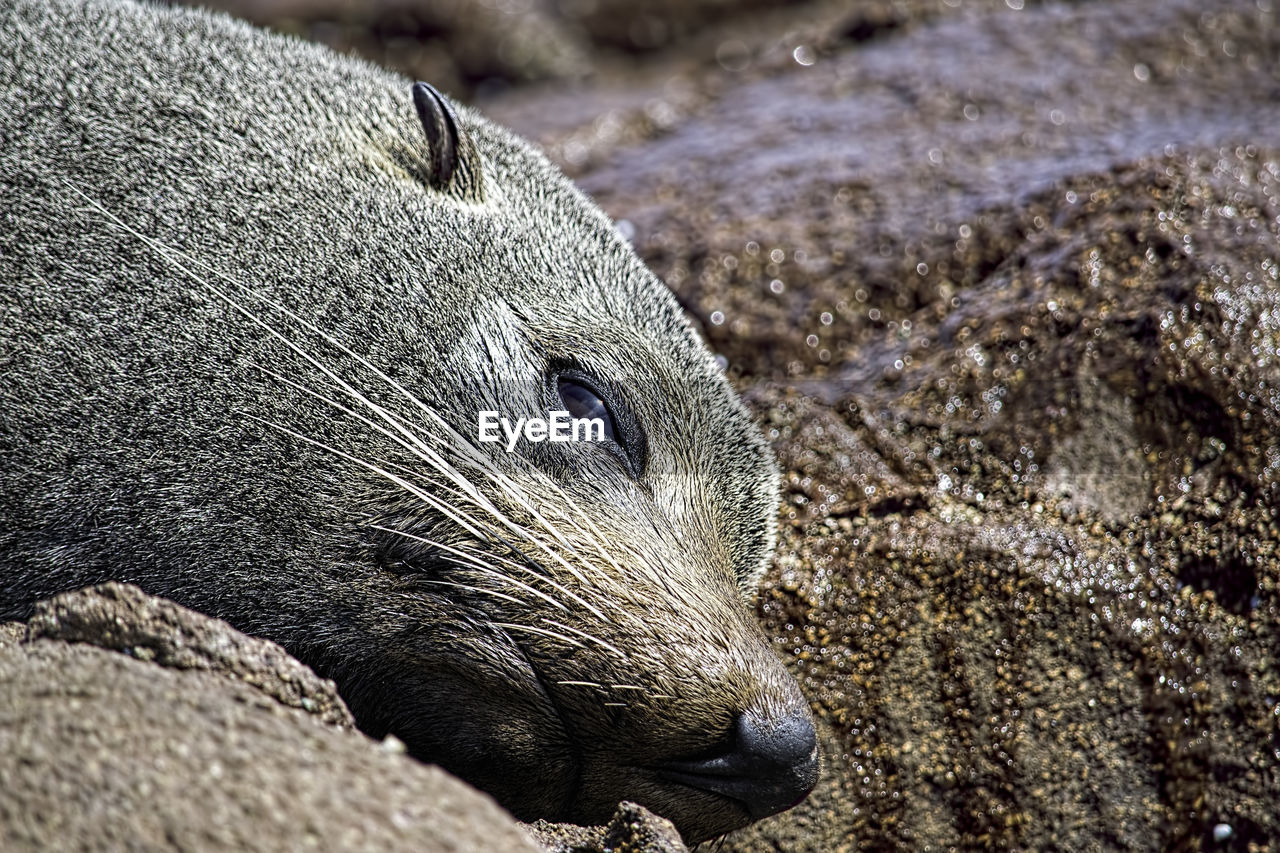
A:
0;0;817;841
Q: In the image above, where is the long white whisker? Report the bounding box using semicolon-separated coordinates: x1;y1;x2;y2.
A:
548;486;628;576
248;364;603;606
63;181;448;467
244;415;502;549
247;362;502;528
367;524;579;615
540;618;626;661
65;188;550;580
419;409;615;589
275;424;598;622
491;622;586;649
65;182;631;625
416;580;526;609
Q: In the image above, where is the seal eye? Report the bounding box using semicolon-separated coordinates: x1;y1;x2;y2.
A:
553;372;647;477
557;379;620;444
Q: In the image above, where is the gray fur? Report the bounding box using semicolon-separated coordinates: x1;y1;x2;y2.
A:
0;0;807;841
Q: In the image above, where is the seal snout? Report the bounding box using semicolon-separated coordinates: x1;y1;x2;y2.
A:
656;706;820;820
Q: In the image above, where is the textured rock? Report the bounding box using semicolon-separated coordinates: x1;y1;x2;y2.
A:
192;0;590;98
0;584;541;852
529;801;688;853
25;581;355;729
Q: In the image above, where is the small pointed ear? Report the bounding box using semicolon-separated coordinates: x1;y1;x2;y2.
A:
411;82;484;203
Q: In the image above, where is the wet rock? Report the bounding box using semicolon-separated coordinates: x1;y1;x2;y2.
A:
489;0;1279;849
558;0;787;53
529;0;1280;386
0;584;542;852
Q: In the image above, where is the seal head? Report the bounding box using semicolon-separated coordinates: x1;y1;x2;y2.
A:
0;0;817;841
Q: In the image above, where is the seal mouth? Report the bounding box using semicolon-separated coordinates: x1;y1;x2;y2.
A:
651;707;820;821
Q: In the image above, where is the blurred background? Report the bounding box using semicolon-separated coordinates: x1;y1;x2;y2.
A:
174;0;894;102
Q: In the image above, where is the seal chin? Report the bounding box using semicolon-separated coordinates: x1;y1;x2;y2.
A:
388;673;584;823
342;624;585;823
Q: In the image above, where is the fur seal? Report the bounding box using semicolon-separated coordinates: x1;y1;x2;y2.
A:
0;0;818;841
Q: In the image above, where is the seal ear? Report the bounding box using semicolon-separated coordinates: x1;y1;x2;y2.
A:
411;82;484;203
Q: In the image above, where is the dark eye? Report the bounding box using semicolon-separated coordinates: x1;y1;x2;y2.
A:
552;370;648;477
557;378;620;444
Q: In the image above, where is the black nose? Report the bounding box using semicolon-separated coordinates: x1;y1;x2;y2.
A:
657;707;820;820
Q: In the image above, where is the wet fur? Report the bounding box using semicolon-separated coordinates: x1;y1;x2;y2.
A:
0;0;803;841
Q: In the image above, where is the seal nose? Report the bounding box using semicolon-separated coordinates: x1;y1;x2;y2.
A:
657;707;820;819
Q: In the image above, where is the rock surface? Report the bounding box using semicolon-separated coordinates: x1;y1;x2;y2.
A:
0;584;542;852
529;801;689;853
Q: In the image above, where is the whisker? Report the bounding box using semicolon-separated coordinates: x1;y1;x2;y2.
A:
243;415;502;550
247;361;487;510
543;485;627;577
64;182;632;637
491;622;586;649
417;580;526;609
540;618;626;661
254;351;611;609
68;183;445;466
60;187;525;559
241;362;539;564
442;447;617;595
368;524;576;615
